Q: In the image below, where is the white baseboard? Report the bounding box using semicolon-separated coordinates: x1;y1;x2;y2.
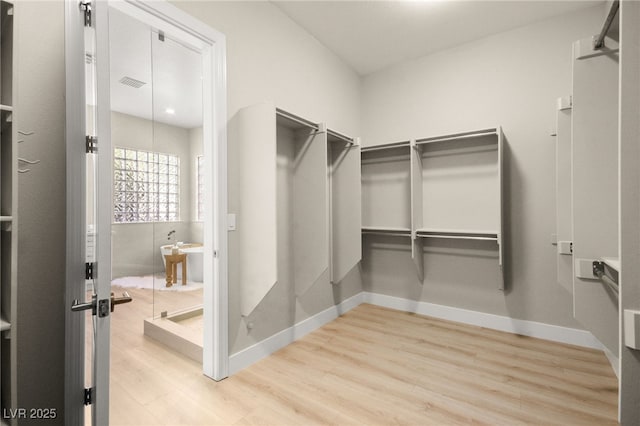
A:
229;291;604;375
229;292;364;375
601;344;620;378
363;292;603;350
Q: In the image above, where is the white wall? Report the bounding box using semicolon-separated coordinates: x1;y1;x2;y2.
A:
172;1;363;353
15;0;66;418
174;1;361;136
360;5;606;328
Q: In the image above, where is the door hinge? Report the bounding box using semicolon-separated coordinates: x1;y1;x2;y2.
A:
80;1;92;27
86;136;97;154
84;387;93;406
86;262;95;280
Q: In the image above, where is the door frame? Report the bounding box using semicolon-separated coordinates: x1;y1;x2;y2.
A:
65;0;228;423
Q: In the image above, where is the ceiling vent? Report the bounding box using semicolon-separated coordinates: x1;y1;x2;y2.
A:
119;76;146;89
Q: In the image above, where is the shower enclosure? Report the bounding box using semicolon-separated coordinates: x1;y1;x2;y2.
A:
105;6;206;359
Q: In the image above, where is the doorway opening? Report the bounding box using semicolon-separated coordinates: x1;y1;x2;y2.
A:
68;1;228;423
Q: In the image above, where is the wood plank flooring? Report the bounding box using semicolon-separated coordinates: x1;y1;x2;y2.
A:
108;287;618;425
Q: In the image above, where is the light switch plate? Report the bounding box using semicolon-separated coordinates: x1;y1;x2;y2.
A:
227;213;236;231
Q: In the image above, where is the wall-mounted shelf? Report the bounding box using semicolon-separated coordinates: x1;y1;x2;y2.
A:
415;228;499;241
362;226;411;237
361;126;504;289
415;128;499;146
0;317;8;332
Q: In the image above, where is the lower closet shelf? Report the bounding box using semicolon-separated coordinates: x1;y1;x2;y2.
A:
362;226;412;237
415;228;498;241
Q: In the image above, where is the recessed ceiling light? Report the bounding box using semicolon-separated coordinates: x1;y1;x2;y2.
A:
166;108;175;115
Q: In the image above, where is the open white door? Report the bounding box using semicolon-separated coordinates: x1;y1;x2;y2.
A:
66;1;127;423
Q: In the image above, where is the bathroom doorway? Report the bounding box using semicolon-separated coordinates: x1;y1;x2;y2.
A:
77;2;228;424
106;5;207;360
97;2;227;375
67;1;227;423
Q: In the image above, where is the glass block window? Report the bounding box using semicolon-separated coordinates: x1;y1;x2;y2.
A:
113;147;180;223
196;155;204;221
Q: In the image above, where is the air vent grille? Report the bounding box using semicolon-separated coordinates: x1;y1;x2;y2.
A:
119;76;146;89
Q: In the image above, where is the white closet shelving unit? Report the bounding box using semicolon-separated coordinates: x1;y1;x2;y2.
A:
361;140;412;236
0;0;16;420
362;127;504;288
234;103;362;316
327;129;361;284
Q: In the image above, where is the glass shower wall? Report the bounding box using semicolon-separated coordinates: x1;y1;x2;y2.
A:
107;7;155;313
150;30;204;319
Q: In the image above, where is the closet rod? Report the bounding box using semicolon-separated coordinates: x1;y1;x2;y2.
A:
275;108;319;131
593;0;619;49
593;261;619;296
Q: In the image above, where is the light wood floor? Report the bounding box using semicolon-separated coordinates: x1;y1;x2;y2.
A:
108;287;618;425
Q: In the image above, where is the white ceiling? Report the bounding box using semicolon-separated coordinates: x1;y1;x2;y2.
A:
108;7;203;129
105;1;603;127
272;0;604;76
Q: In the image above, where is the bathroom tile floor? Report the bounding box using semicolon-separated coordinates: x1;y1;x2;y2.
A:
99;287;618;425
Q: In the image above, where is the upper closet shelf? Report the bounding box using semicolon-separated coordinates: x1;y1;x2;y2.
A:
275;108;320;131
415;228;498;241
327;128;358;146
0;105;12;112
361;140;410;153
415;127;500;146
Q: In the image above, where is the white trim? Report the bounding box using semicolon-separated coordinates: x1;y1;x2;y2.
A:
363;292;603;350
229;293;364;375
229;291;605;375
64;1;89;423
